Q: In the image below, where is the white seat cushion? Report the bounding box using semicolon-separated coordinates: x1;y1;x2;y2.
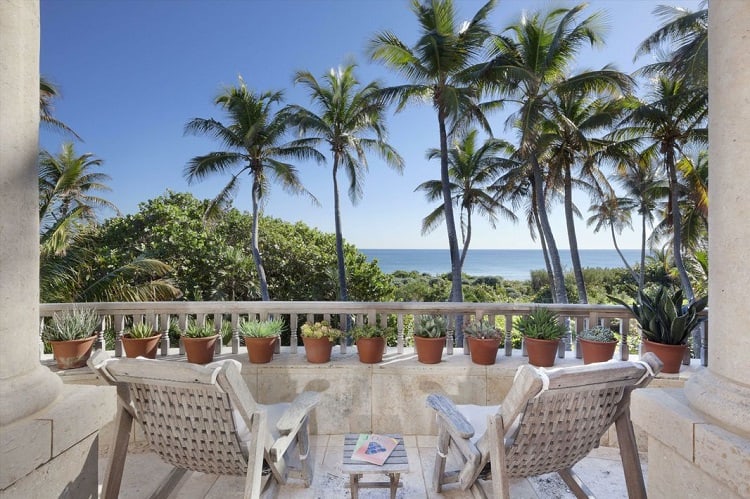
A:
457;404;500;444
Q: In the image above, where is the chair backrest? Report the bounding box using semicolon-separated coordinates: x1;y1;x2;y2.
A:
482;353;662;478
99;357;260;476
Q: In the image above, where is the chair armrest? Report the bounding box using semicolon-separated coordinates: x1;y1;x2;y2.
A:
276;391;321;435
426;393;474;439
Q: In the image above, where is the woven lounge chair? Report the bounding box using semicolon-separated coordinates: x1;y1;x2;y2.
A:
426;352;663;499
89;351;320;499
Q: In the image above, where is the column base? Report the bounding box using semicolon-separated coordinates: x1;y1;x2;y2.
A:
0;383;116;497
632;388;750;498
684;369;750;435
0;365;62;426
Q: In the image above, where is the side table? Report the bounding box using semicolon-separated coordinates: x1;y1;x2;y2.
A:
342;434;409;499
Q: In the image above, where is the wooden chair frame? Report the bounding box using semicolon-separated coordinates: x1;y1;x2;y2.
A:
427;353;663;499
89;351;320;499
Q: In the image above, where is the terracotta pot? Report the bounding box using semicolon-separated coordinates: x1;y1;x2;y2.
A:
302;336;334;363
642;339;687;373
524;337;559;367
49;335;97;369
579;339;617;365
467;337;501;365
182;335;219;364
414;336;445;364
245;336;278;364
356;337;386;364
122;334;161;359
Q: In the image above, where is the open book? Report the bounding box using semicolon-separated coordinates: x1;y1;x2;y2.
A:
350;434;399;466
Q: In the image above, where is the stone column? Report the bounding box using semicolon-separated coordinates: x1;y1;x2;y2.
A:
0;0;62;426
683;0;750;436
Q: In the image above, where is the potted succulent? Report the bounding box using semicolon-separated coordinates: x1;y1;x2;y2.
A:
350;324;388;364
612;285;707;373
181;319;219;364
413;315;447;364
122;321;161;359
514;308;567;367
240;318;284;364
43;307;100;369
578;325;618;364
464;319;503;365
300;321;342;363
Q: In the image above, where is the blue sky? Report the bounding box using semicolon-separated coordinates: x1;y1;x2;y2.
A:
40;0;702;250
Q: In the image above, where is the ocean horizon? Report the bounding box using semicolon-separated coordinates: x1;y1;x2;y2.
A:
361;248;643;281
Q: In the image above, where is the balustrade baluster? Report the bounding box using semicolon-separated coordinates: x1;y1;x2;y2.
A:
231;313;240;354
504;314;513;356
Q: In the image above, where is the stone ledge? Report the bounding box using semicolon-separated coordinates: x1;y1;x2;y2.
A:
631;387;750;498
0;383;115;491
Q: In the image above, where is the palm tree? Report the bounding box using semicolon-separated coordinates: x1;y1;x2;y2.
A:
286;64;404;301
39;142;118;256
39;76;81;140
586;193;639;283
417;130;517;271
542;90;631;303
184;78;323;301
635;4;707;96
481;3;632;303
614;76;707;301
369;0;497;303
615;155;667;294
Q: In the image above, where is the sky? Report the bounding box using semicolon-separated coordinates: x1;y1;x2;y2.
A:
40;0;702;250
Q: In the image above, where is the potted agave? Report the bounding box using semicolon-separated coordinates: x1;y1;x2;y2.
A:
122;321;161;359
515;308;567;367
240;318;284;364
181;319;219;364
43;307;100;369
578;325;618;364
300;321;342;363
612;285;707;373
351;324;388;364
464;319;503;365
413;315;447;364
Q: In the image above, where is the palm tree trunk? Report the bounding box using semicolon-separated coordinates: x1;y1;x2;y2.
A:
332;157;348;301
250;177;270;301
438;112;463;304
563;164;587;303
639;211;647;295
532;191;555;289
611;222;639;282
459;208;471;270
666;150;695;302
532;157;567;303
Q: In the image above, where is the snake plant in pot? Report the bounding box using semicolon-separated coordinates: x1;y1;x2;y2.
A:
611;286;707;373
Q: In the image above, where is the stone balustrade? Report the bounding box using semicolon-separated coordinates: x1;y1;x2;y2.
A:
39;301;708;365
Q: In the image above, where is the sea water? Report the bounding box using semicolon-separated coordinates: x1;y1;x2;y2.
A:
360;249;643;281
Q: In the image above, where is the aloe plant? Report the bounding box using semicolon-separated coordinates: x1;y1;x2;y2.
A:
514;308;567;340
183;319;218;338
126;321;157;339
239;318;284;338
611;286;707;345
42;307;99;342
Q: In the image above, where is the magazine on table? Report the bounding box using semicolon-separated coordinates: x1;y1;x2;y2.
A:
350;434;399;466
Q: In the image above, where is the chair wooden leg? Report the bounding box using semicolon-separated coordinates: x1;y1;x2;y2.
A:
150;468;189;499
244;412;267;499
615;411;647;499
101;404;134;499
297;418;313;487
558;468;594;499
487;414;510;499
433;424;450;492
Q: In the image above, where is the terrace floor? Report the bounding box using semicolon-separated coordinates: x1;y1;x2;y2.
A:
99;434;646;498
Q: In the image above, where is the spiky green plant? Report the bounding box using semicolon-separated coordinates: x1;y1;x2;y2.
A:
126;321;157;339
414;315;447;338
611;286;707;345
183;319;218;339
42;307;99;342
514;308;567;340
464;319;503;339
239;318;285;338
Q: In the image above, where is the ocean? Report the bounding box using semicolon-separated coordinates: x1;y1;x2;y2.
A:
360;249;643;281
